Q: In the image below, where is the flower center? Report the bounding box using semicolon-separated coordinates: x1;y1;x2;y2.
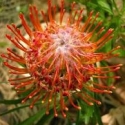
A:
50;27;82;56
25;26;90;92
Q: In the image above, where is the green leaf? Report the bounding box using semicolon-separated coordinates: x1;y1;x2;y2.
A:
0;57;3;63
0;98;22;105
67;119;72;125
86;2;98;9
0;105;29;116
36;109;53;125
98;40;113;53
97;0;113;15
94;103;103;125
78;100;95;124
113;48;125;57
100;61;115;85
0;42;8;48
17;107;46;125
76;102;81;125
0;103;40;116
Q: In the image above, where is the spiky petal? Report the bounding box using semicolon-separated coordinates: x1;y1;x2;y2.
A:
1;0;121;117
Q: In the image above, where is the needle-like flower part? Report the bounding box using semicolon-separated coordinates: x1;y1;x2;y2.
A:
2;0;121;117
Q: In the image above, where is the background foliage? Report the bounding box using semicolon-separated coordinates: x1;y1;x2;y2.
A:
0;0;125;125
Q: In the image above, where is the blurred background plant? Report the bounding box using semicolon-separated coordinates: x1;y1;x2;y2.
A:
0;0;125;125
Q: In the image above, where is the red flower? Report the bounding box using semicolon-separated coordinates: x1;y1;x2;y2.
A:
2;0;121;117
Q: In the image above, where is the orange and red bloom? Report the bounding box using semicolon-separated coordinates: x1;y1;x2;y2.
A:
1;0;121;117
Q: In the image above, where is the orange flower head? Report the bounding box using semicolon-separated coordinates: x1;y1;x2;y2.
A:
2;0;121;117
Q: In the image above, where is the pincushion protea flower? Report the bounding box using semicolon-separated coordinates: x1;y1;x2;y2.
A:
2;0;122;117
